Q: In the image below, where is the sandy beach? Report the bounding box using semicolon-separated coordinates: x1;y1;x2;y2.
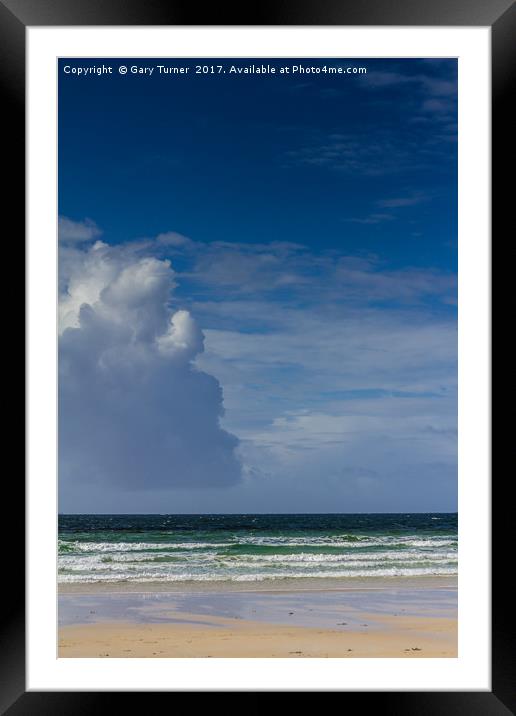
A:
59;614;456;658
58;577;457;658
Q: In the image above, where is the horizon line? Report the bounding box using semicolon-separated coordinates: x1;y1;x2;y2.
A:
58;510;458;516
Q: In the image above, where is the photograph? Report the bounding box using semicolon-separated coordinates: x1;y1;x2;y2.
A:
57;56;459;659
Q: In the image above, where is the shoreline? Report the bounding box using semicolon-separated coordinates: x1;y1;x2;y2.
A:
58;574;457;595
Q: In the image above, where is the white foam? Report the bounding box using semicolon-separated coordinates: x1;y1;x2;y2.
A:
58;535;457;553
58;532;458;584
58;565;458;584
59;540;234;553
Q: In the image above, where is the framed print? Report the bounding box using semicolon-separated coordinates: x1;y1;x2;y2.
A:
4;0;511;709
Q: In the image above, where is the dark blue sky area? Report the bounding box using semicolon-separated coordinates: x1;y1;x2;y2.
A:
58;58;457;272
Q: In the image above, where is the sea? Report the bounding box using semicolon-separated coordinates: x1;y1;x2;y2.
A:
58;513;457;586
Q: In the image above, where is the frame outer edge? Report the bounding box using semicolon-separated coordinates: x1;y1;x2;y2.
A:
1;0;516;26
4;0;511;708
492;2;516;715
0;2;26;716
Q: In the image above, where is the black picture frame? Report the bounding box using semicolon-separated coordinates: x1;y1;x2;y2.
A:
4;0;509;710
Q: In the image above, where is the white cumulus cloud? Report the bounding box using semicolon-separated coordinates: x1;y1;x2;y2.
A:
58;240;242;491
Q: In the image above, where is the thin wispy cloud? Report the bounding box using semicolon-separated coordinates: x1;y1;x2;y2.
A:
365;70;457;98
284;128;454;176
347;214;394;225
283;64;457;177
348;193;430;224
376;194;428;208
59;216;102;243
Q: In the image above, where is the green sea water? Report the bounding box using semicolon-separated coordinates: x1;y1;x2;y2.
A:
58;513;458;585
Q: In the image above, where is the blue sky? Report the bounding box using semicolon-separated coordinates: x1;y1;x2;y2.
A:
58;58;457;513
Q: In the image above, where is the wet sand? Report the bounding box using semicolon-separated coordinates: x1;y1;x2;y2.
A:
58;578;457;658
58;575;456;594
